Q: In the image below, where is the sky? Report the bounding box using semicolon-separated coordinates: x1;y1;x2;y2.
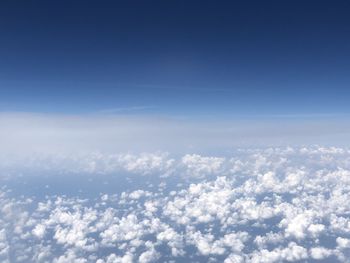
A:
1;0;350;116
3;2;350;263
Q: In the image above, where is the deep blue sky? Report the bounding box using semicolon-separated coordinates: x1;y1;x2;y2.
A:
1;0;350;116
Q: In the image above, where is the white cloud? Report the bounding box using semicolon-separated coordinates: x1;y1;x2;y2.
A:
310;247;332;260
138;246;160;263
1;146;350;261
249;242;308;262
1;112;350;160
181;154;225;178
32;224;46;239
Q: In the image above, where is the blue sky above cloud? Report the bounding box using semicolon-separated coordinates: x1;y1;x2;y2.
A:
1;1;350;116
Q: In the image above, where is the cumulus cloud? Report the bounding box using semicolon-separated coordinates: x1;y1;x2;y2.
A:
1;147;350;262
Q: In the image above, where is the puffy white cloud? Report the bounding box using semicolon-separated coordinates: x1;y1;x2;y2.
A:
98;253;133;263
1;146;350;262
52;249;88;263
138;246;160;263
32;224;46;239
100;214;144;245
249;242;308;263
337;237;350;248
181;154;225;178
310;247;332;260
128;190;151;200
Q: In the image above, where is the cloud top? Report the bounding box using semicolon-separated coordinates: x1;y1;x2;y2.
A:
1;147;350;262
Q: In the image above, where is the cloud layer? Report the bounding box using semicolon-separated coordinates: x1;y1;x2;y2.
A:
1;113;350;156
1;147;350;262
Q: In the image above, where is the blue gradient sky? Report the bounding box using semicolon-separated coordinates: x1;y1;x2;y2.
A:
1;1;350;116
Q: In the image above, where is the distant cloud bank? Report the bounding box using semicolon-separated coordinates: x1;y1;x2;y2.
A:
1;112;350;157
